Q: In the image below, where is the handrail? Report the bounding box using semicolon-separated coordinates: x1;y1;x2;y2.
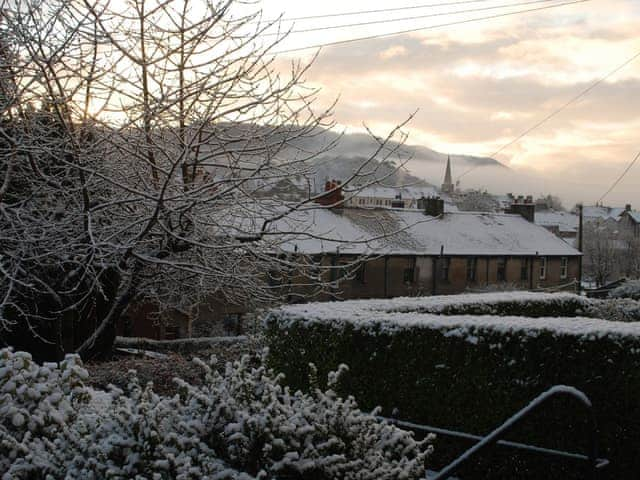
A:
378;418;609;467
428;385;602;480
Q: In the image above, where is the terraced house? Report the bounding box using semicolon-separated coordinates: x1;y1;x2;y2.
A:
278;193;581;301
123;189;582;340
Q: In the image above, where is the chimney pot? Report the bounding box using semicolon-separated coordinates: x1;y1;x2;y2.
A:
418;196;445;216
317;179;345;208
506;202;535;222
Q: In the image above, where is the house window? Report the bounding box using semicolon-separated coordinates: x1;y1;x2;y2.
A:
520;258;529;281
560;257;568;279
403;266;415;284
223;313;242;335
440;257;451;281
539;256;547;280
497;257;507;282
355;262;366;283
310;255;323;281
466;257;477;282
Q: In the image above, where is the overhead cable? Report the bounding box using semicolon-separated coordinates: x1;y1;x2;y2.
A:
457;47;640;180
264;0;567;37
597;150;640;203
274;0;589;54
259;0;492;23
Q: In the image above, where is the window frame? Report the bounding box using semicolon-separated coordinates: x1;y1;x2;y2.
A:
539;256;547;280
355;262;366;284
560;256;568;279
403;266;415;284
497;257;507;282
520;258;529;282
466;257;477;282
440;257;451;281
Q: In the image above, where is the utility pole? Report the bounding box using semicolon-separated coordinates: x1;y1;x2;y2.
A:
578;203;584;293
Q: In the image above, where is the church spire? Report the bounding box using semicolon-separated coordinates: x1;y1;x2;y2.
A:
441;155;454;194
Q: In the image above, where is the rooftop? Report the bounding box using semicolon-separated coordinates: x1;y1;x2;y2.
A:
268;207;581;257
535;210;579;233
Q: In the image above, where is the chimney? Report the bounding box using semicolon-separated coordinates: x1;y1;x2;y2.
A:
626;204;632;212
418;195;445;217
391;191;405;208
315;179;344;208
506;195;535;222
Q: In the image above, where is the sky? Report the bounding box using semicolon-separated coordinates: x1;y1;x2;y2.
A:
252;0;640;208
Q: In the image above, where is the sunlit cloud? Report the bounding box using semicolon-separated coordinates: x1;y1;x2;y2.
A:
379;45;408;60
262;0;640;206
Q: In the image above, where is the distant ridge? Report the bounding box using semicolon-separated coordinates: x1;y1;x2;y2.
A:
296;128;506;188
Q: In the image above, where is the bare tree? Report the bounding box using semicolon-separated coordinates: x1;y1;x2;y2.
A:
456;189;499;212
582;221;621;287
0;0;410;359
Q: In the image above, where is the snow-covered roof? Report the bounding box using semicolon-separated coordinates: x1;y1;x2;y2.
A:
345;185;439;200
535;210;579;233
623;210;640;223
270;207;581;256
582;205;624;220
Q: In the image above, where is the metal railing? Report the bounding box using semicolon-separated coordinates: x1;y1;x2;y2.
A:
379;385;609;480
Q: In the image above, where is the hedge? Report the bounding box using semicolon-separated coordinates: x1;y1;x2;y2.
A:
265;293;640;479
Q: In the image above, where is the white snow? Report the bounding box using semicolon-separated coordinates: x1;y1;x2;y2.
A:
581;205;624;221
270;292;640;342
534;210;579;233
269;208;581;256
0;348;433;479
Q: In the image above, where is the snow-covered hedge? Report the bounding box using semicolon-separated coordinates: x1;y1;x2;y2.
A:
0;348;432;480
265;290;640;322
609;279;640;300
303;291;592;317
265;294;640;479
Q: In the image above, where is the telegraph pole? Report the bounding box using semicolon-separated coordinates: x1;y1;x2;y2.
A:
578;203;584;293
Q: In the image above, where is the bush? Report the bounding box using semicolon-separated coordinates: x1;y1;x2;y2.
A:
0;348;432;479
609;279;640;300
265;295;640;480
370;290;640;322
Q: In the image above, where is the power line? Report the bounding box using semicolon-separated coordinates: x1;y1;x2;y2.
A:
273;0;589;54
263;0;564;37
457;47;640;180
259;0;493;23
597;150;640;204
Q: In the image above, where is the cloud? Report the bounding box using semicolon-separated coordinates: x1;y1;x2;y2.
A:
269;0;640;206
378;45;408;60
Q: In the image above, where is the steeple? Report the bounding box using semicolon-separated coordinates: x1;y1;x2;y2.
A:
441;155;454;194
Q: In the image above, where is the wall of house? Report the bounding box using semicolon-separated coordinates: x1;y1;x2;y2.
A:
123;253;580;340
190;298;247;337
324;254;580;299
117;304;191;340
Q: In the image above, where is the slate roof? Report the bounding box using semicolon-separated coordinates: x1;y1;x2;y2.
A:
269;207;581;257
535;210;579;233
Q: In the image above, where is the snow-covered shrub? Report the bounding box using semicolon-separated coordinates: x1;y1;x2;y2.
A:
295;291;592;318
266;297;640;479
0;348;431;479
0;349;90;453
609;279;640;300
585;298;640;322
